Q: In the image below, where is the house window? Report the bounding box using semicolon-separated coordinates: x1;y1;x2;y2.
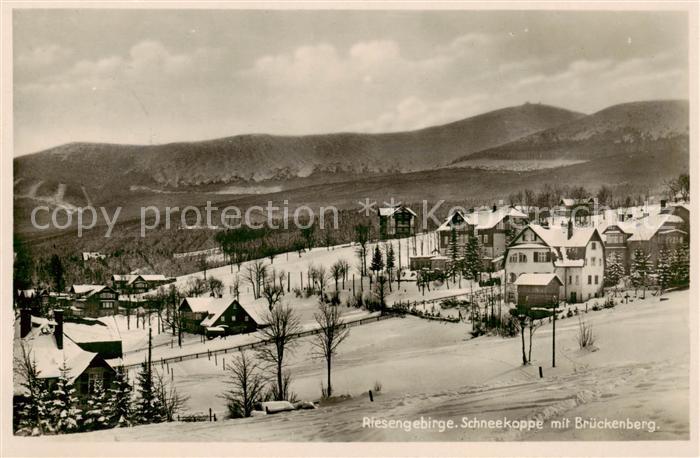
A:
599;258;603;267
244;315;249;322
102;301;114;309
595;275;599;285
509;273;517;283
591;256;596;265
230;314;236;322
509;254;518;263
575;276;579;285
588;275;592;285
88;372;103;393
482;234;489;244
591;242;597;250
534;252;549;263
518;253;527;262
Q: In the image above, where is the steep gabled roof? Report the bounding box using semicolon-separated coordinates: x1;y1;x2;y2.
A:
199;298;237;328
378;205;417;217
70;284;105;295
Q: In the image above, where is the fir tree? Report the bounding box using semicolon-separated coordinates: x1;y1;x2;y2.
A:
463;232;482;282
385;244;395;291
50;360;82;434
84;380;110;431
604;252;625;289
671;244;690;286
14;344;53;435
630;249;651;299
370;245;384;276
133;362;165;425
106;367;133;427
656;249;672;294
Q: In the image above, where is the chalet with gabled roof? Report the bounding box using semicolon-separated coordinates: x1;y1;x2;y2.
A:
378;205;416;239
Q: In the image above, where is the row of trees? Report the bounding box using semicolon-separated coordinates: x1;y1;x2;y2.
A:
604;245;690;299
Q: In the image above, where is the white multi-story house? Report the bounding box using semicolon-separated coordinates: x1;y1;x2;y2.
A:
504;222;605;304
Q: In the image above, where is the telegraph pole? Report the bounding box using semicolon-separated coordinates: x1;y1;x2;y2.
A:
552;295;557;368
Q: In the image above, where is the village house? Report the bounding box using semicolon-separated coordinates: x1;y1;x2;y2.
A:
378;205;416;239
111;274;173;294
625;213;688;266
504;222;605;304
70;285;119;318
14;309;118;407
436;206;529;271
179;296;268;336
436;210;474;257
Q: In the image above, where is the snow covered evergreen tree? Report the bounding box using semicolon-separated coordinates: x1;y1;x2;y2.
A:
384;244;395;291
370;245;384;276
133;362;165;425
106;367;133;427
630;248;651;299
84;379;110;431
463;232;481;282
14;344;53;435
656;249;672;294
671;244;690;286
604;252;624;289
50;360;82;434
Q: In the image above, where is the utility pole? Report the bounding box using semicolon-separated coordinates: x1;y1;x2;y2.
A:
552;296;557;368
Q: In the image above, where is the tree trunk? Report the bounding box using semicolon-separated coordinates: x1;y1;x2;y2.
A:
327;357;332;398
277;360;284;401
521;322;528;365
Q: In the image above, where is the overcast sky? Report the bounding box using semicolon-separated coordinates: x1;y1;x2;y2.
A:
13;9;688;156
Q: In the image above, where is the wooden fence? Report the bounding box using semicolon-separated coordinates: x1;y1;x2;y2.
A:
122;314;393;370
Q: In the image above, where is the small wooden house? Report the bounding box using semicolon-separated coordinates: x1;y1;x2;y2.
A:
71;285;119;318
514;273;563;307
179;297;268;336
378;205;416;239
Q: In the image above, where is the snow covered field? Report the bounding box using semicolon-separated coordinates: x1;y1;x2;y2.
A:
58;288;689;441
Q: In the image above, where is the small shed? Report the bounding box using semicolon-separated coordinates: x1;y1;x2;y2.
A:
514;273;563;307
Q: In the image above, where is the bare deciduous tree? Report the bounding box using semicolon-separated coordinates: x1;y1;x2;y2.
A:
220;350;267;418
258;304;302;401
244;259;267;299
261;279;284;310
312;301;350;398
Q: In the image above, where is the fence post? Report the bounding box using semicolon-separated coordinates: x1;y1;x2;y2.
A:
209;408;212;422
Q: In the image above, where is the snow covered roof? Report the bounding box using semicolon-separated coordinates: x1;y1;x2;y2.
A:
627;214;685;242
181;296;225;313
553;259;585;268
378;205;417;217
514;273;563;286
71;284;105;295
63;320;119;343
436;210;470;232
522;224;601;249
17;289;37;298
471;206;528;230
199;298;237;327
112;274;169;284
13;319;106;388
239;300;271;326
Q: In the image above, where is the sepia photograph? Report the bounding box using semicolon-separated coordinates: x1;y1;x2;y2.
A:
2;2;698;455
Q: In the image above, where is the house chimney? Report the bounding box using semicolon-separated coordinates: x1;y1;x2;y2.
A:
54;309;64;350
661;199;667;208
20;308;31;338
567;219;574;240
492;204;497;212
